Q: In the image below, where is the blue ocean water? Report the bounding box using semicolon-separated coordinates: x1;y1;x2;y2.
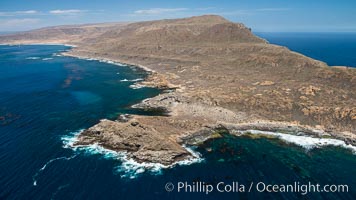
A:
0;45;355;200
256;32;356;67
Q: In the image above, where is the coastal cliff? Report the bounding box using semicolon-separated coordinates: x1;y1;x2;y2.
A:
1;15;355;165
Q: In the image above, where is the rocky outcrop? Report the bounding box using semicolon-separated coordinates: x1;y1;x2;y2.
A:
75;119;191;165
1;15;355;164
298;85;321;96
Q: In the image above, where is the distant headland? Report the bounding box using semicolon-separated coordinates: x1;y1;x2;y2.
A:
1;15;354;165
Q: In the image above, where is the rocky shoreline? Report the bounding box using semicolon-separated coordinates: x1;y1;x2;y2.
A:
70;93;356;165
1;15;355;165
64;59;355;164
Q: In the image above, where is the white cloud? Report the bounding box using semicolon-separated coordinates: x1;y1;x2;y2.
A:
49;9;85;15
0;9;90;17
0;10;39;17
17;10;38;14
0;18;40;31
1;18;40;25
134;8;188;15
130;7;288;18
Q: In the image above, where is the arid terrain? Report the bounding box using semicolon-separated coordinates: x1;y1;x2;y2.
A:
1;15;355;165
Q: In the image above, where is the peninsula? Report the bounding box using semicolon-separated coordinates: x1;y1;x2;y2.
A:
1;15;355;165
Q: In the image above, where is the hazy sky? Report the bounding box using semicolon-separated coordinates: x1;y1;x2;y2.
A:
0;0;355;32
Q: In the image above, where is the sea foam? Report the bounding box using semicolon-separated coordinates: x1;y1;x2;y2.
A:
61;130;203;179
240;130;356;154
114;145;203;179
129;83;146;89
80;57;128;67
120;78;143;82
26;57;41;60
61;128;356;180
32;155;77;186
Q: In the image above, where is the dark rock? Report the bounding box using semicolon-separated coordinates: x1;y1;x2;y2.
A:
131;121;139;126
93;130;101;135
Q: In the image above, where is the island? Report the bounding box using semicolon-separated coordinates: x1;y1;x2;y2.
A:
1;15;354;166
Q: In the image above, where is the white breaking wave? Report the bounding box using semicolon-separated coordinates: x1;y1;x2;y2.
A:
61;130;203;179
32;155;77;186
114;145;204;179
52;53;63;57
61;128;356;180
60;127;356;180
129;84;146;89
81;57;128;67
26;57;41;60
120;78;143;82
42;58;53;61
240;130;356;154
61;129;83;148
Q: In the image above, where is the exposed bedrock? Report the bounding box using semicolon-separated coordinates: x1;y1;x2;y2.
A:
75;92;356;165
2;15;354;163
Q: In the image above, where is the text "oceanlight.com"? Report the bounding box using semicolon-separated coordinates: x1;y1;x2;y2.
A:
165;181;349;195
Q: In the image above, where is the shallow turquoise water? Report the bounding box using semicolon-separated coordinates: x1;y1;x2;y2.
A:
0;45;355;199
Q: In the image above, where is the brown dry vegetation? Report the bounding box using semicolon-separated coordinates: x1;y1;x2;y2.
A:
1;15;355;164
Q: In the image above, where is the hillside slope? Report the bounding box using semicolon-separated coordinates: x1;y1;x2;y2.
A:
1;15;355;146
